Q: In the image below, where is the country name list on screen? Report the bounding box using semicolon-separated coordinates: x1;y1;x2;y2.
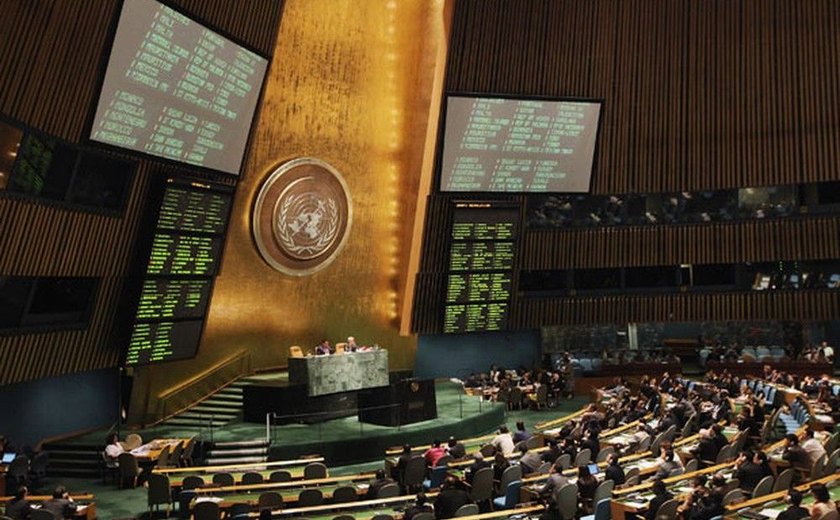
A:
90;0;268;175
441;97;601;193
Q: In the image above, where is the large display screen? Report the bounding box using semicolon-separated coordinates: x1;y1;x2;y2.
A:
90;0;268;175
442;203;519;334
125;320;205;365
440;96;602;193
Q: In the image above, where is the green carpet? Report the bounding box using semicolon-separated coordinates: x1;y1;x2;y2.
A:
43;390;588;519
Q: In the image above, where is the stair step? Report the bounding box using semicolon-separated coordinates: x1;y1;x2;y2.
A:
190;405;242;414
46;449;100;458
204;456;266;465
46;467;100;477
218;386;244;395
205;394;243;403
207;448;267;457
213;439;269;448
49;459;101;469
161;418;228;428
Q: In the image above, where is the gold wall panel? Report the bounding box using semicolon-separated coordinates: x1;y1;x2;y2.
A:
130;0;446;417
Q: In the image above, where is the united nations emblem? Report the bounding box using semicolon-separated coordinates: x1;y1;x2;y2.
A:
252;158;352;275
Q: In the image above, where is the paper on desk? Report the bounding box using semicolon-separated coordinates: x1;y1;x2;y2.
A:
195;497;224;504
757;508;781;519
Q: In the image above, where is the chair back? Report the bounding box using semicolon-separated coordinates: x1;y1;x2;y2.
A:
413;513;435;520
436;455;452;467
270;470;292;482
817;511;840;520
124;433;143;450
772;468;794;493
212;472;235;486
148;473;172;507
499;480;521;509
289;345;304;358
722;488;744;505
752;475;774;498
454;504;479;517
556;483;578;520
241;471;264;485
716;444;735;464
298;488;324;507
824;432;840;454
181;438;196;466
556;453;571;470
182;475;205;490
479;444;496;457
498;464;522;493
31;511;56;520
624;474;640;487
470;467;494;502
637;435;652;452
371;515;394;520
258;491;283;509
332;485;357;503
595;446;614;463
526;435;543;450
156;445;172;469
228;503;252;518
811;453;828;479
592;479;614;505
592;498;611;520
194;501;221;520
304;461;328;479
335;343;347;354
574;448;591;467
402;455;426;488
377;483;400;498
427;465;447;489
824;448;840;475
684;458;699;473
535;461;551;475
169;442;184;466
117;452;139;487
654;498;679;520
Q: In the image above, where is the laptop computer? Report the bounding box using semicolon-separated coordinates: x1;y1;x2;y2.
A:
1;452;15;464
587;463;600;475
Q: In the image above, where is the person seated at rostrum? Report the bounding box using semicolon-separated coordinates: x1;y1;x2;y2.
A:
315;339;332;355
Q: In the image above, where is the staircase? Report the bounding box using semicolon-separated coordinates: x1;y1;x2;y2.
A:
205;438;270;465
158;377;254;429
42;443;101;480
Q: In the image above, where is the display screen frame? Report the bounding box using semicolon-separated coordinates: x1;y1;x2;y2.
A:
85;0;271;177
436;92;605;194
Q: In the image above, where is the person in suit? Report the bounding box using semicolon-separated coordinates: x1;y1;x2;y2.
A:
538;463;570;499
604;453;625;486
734;450;765;494
41;486;77;519
393;444;413;481
464;453;489;484
404;493;434;520
315;340;332;355
782;434;811;470
367;469;396;499
777;490;810;520
433;477;472;519
4;486;32;520
446;437;466;460
541;440;562;464
518;444;542;475
692;428;720;468
644;479;673;520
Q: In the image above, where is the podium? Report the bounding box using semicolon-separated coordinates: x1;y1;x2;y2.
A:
357;379;437;426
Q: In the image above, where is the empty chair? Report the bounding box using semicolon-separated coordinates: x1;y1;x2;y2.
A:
117;453;140;488
258;492;283;510
469;467;494;503
592;479;614;506
722;488;745;506
155;445;173;469
331;486;357;503
525;435;543;450
454;504;479;517
333;516;356;520
303;462;328;479
298;489;324;507
556;483;578;520
624;474;640;487
595;446;614;463
402;455;426;491
715;445;735;464
555;453;571;470
289;345;304;357
182;475;205;490
169;442;184;468
241;471;264;485
581;498;611;520
181;438;196;467
772;468;794;493
654;498;679;520
684;458;699;473
479;444;496;458
574;448;592;467
371;515;394;520
194;501;221;520
492;480;521;509
751;475;774;498
376;482;400;498
147;473;172;515
535;461;551;475
212;472;235;486
811;453;828;480
497;464;522;494
824;448;840;475
228;503;252;519
269;470;292;482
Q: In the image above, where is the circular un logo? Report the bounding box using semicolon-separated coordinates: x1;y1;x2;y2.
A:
252;158;352;276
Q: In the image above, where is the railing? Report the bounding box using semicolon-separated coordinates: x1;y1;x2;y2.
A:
151;349;251;426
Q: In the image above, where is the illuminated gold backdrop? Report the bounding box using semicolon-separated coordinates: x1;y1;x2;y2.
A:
129;0;446;419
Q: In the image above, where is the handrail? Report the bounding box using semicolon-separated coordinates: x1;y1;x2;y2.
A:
191;472;376;494
153;455;325;474
151;349;251;425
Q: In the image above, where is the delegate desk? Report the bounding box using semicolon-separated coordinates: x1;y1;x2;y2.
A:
289;350;389;396
0;493;96;520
